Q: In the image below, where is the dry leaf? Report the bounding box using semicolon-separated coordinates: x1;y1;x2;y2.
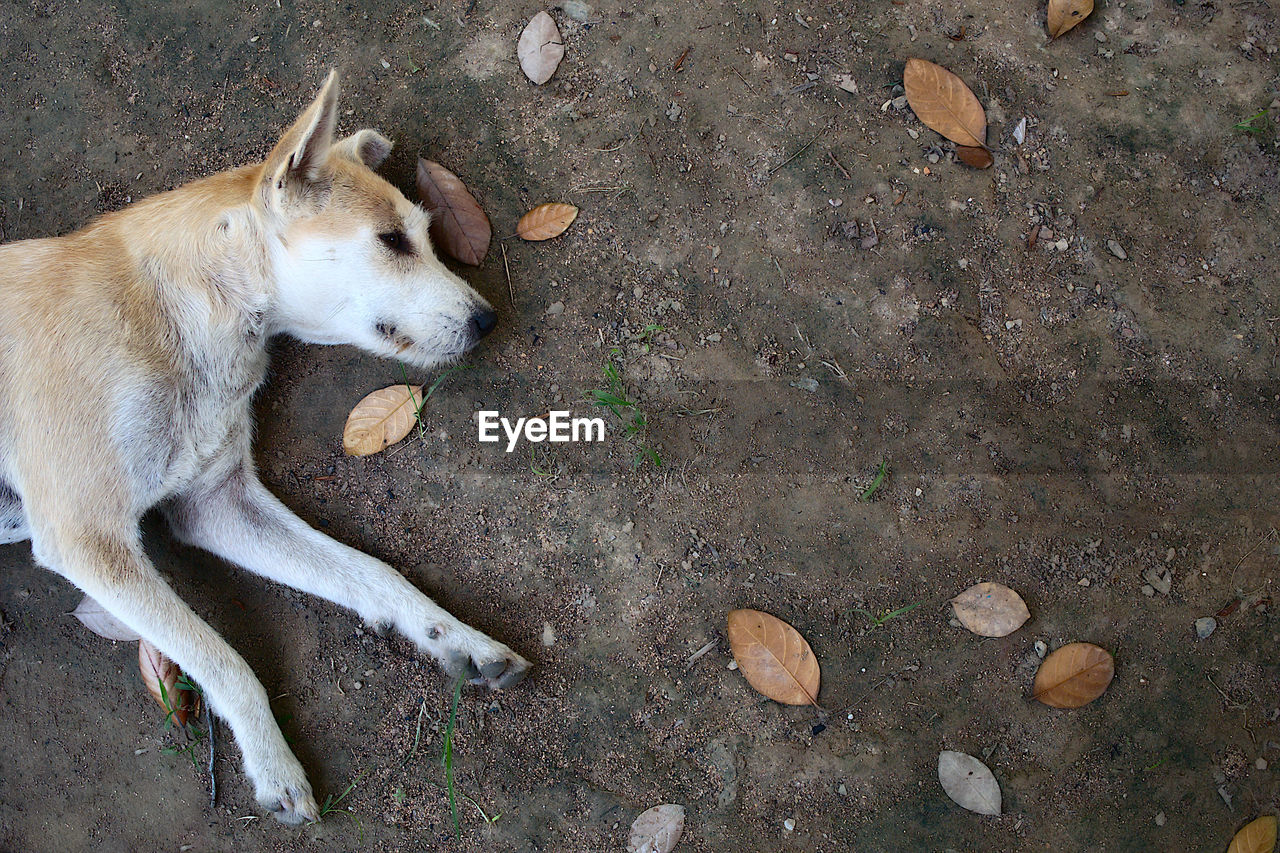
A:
628;804;685;853
342;384;424;457
72;595;141;642
726;609;820;705
1047;0;1094;39
1033;642;1114;708
1228;816;1278;853
139;639;195;727
903;58;987;149
518;11;565;85
416;159;491;266
938;750;1002;816
955;145;994;169
517;203;579;241
951;582;1030;637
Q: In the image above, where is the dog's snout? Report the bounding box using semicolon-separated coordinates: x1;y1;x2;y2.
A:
469;309;497;339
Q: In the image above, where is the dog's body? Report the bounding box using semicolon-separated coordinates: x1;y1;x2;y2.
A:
0;72;527;823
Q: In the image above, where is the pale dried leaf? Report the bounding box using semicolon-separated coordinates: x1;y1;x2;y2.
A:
955;145;994;169
516;203;579;241
416;159;491;266
342;384;424;457
951;582;1030;637
627;804;685;853
938;750;1002;815
139;639;194;727
1227;815;1278;853
518;11;565;85
903;58;987;149
1033;642;1115;708
72;595;141;642
1048;0;1094;39
726;609;820;706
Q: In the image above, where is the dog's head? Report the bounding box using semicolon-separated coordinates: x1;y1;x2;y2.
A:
257;71;494;369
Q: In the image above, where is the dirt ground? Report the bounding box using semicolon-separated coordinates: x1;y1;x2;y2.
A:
1;0;1278;850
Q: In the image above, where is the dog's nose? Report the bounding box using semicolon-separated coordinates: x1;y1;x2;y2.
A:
470;309;497;339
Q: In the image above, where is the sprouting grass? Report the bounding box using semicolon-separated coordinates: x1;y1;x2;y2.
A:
852;600;922;628
443;679;463;838
1234;108;1271;134
860;461;888;501
157;673;205;768
585;349;661;467
318;772;366;840
399;362;471;443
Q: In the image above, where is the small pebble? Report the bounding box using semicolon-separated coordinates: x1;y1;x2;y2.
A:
1155;811;1166;826
1095;30;1108;42
1055;238;1070;251
1013;117;1027;145
1141;584;1155;597
727;660;738;670
1078;577;1091;587
1107;239;1128;260
546;300;565;316
837;783;848;796
783;818;796;832
352;680;363;690
1257;758;1268;770
1195;617;1217;638
1034;640;1048;658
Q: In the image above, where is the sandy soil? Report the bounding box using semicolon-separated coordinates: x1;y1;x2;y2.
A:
1;1;1277;850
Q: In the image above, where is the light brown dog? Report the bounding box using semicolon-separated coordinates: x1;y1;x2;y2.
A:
0;71;528;823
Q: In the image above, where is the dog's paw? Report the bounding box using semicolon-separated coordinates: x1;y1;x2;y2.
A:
251;760;319;825
447;644;531;690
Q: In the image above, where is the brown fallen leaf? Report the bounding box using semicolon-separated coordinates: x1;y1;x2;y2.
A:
416;159;491;266
1228;816;1278;853
727;609;820;706
938;750;1002;816
1033;642;1114;708
518;10;565;85
903;58;987;149
517;203;579;241
951;582;1030;637
139;639;196;727
343;384;424;457
72;595;141;642
955;145;993;169
628;804;685;853
1047;0;1094;39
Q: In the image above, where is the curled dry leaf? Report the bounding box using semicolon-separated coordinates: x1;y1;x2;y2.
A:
627;804;685;853
951;582;1030;637
416;159;491;266
1048;0;1094;39
518;10;565;85
342;384;424;457
938;750;1002;816
903;58;987;149
139;639;195;727
726;609;820;706
1033;642;1114;708
72;595;141;642
517;203;579;241
955;145;994;169
1227;816;1278;853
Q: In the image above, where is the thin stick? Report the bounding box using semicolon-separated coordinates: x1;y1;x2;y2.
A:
770;127;827;175
828;150;852;179
206;703;217;808
501;242;515;309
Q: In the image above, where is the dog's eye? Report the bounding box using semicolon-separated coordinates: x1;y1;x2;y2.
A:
378;229;412;255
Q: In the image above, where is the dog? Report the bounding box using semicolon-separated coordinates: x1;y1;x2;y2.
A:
0;71;529;824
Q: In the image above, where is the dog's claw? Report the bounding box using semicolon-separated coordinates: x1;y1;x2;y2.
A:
257;786;319;825
446;646;530;690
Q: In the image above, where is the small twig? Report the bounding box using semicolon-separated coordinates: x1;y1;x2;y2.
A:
828;150;852;179
684;639;718;671
501;242;515;309
672;46;691;72
731;67;756;94
769;127;827;175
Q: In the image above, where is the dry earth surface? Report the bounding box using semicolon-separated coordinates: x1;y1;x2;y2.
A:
1;0;1278;851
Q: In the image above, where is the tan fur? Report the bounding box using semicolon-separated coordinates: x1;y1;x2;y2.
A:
0;71;527;824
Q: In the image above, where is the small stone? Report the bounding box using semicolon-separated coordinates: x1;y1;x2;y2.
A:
1095;31;1108;43
1107;239;1128;260
560;0;592;22
1012;117;1027;145
1195;617;1217;638
1141;584;1155;597
1078;577;1091;587
926;153;940;164
1055;238;1069;251
792;377;819;392
1143;567;1173;595
546;301;565;315
907;128;919;139
891;95;909;111
352;680;363;690
783;818;796;832
1257;757;1268;770
1034;640;1048;658
837;783;848;795
727;660;738;670
363;669;375;677
1154;811;1166;826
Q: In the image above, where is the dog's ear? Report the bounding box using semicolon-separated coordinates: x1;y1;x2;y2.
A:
261;70;340;203
332;129;393;169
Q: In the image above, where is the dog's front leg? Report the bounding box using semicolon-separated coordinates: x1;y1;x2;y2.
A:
166;466;529;688
30;526;318;824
